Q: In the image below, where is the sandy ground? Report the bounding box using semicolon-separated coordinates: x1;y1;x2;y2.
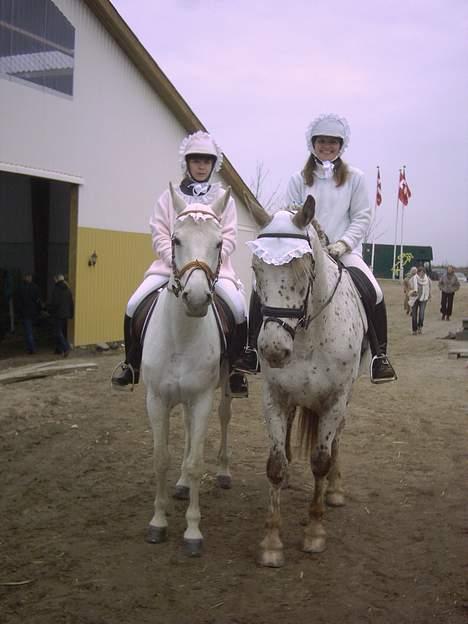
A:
0;280;467;624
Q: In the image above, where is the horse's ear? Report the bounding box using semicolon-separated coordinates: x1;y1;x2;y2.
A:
243;192;272;227
211;187;231;217
170;182;186;215
292;195;315;229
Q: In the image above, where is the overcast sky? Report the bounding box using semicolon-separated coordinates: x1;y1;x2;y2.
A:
111;0;468;266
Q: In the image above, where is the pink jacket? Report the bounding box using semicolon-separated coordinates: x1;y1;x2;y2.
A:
144;184;241;287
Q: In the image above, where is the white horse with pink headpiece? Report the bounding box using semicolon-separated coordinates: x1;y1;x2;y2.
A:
246;195;369;567
141;185;233;556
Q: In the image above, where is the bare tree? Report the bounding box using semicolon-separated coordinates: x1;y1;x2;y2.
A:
249;161;282;213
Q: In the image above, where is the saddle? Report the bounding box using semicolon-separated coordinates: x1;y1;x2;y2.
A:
131;287;239;362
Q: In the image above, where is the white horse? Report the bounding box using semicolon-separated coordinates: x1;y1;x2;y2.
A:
246;195;369;567
141;185;233;556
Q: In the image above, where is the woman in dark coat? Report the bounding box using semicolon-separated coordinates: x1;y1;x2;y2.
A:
49;274;74;356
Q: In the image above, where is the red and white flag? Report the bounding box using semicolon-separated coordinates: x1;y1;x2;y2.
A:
376;167;382;206
398;168;412;206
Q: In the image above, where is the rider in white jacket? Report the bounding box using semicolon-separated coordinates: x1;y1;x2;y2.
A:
285;114;396;383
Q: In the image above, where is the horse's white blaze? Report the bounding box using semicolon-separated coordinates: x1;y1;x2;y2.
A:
142;191;232;551
248;200;368;567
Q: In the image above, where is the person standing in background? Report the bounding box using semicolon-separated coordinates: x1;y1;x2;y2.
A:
49;274;74;357
15;273;42;354
438;265;460;321
408;266;431;334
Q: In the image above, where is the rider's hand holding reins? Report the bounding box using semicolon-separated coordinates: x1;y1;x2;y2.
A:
327;240;349;259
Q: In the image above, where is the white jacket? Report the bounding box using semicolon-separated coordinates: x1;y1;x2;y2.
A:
408;274;431;306
285;165;372;252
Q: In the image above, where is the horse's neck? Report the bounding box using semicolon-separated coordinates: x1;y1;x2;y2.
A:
310;239;338;307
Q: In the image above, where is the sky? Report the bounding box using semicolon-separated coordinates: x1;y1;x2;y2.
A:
111;0;468;266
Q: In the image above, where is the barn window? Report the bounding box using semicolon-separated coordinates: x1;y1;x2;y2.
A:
0;0;75;96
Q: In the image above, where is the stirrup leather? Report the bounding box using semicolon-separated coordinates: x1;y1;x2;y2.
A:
370;354;397;384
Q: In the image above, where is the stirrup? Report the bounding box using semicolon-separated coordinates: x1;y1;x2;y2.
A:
234;346;259;375
111;361;137;392
229;371;249;398
370;354;397;384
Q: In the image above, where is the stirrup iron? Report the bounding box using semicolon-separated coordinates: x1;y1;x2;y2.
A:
370;354;397;384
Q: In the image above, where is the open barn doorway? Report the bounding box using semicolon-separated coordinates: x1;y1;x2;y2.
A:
0;171;77;358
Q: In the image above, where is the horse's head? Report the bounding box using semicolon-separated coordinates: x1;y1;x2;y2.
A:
170;183;231;317
246;195;316;368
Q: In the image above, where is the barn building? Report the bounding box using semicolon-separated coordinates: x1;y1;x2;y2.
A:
0;0;258;348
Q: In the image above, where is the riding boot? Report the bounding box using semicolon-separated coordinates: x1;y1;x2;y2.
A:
229;320;249;397
369;300;397;383
233;290;262;374
111;314;142;388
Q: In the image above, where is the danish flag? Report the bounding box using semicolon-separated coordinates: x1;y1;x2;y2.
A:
398;168;412;206
376;167;382;206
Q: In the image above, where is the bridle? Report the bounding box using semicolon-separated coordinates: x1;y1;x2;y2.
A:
258;231;343;341
170;209;222;298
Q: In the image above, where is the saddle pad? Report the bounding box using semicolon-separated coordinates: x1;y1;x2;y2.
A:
131;289;237;359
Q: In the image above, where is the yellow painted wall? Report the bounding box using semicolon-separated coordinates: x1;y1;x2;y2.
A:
73;227;154;346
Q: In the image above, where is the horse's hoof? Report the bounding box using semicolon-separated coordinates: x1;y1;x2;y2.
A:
184;538;203;557
303;536;326;553
145;525;168;544
326;491;345;507
216;475;232;489
173;485;190;500
258;549;285;568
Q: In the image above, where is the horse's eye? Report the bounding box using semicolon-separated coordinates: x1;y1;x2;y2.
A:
173;237;181;246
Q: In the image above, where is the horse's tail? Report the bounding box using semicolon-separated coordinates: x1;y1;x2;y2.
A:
297;407;319;457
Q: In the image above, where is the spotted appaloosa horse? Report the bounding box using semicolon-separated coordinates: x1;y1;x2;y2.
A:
246;195;369;567
141;185;233;557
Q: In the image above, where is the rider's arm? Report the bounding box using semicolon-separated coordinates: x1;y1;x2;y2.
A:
220;196;237;261
339;170;373;252
149;189;173;267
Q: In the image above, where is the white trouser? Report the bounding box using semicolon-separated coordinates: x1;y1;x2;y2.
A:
340;252;383;304
126;275;247;324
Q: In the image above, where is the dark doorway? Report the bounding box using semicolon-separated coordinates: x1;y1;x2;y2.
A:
0;171;73;357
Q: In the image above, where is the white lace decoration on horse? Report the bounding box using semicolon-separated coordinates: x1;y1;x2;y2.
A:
177;208;219;223
246;211;312;266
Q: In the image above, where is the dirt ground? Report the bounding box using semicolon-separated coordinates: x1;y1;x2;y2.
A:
1;280;467;624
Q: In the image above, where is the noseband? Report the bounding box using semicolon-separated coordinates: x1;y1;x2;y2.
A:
171;209;222;297
258;231;343;341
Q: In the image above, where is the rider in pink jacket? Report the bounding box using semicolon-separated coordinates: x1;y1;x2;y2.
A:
112;131;249;395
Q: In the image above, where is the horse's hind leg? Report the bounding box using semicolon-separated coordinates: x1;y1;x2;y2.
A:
326;427;345;507
303;405;345;553
216;367;233;489
146;391;170;544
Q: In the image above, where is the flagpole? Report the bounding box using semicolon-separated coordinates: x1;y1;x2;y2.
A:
370;165;379;273
399;165;407;282
392;169;401;280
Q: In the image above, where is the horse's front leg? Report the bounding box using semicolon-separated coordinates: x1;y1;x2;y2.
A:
174;409;191;500
145;390;171;544
183;390;215;556
259;390;289;568
216;362;233;489
303;402;346;553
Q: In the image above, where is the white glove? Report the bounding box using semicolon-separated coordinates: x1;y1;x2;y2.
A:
327;240;349;259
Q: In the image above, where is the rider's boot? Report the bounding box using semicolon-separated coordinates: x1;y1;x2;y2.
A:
229;320;249;398
370;301;397;383
111;315;142;389
233;290;262;374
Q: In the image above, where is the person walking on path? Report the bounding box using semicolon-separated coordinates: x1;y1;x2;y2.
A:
403;267;417;315
15;273;42;354
49;274;74;356
408;266;431;334
438;265;460;321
